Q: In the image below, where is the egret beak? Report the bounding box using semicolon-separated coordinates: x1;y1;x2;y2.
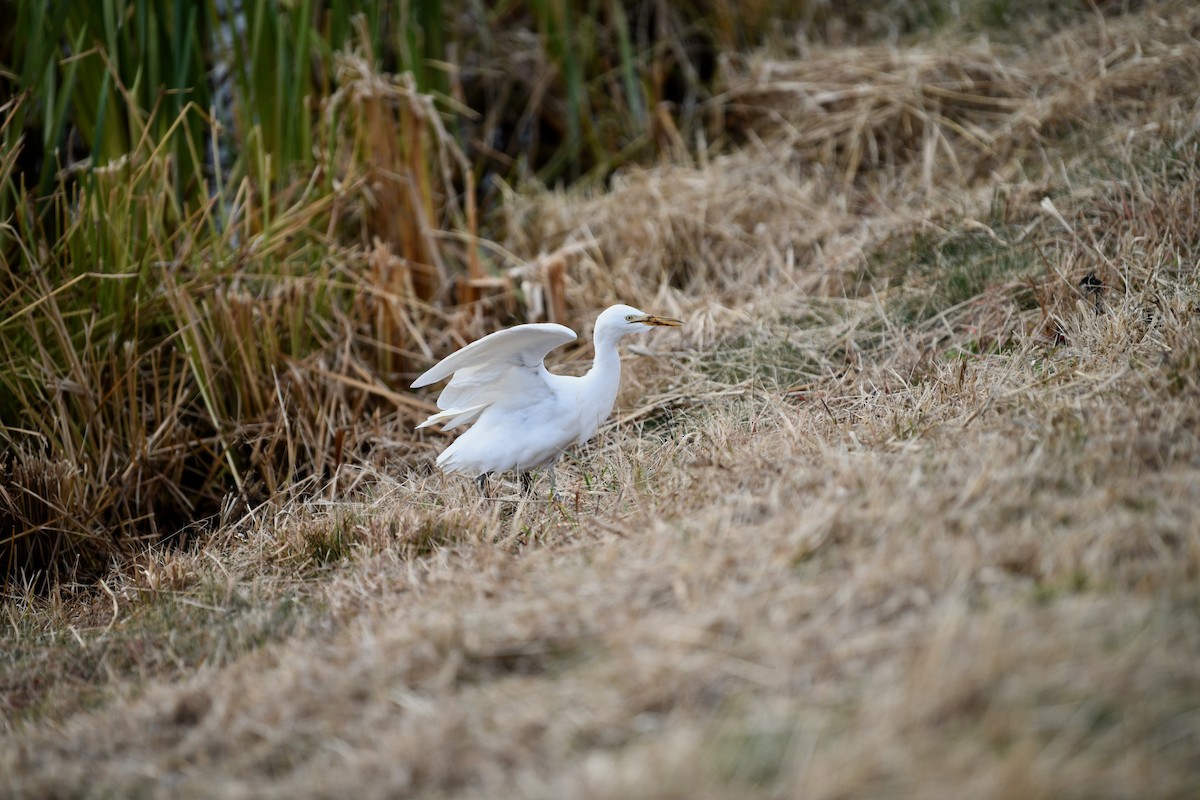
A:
636;314;683;327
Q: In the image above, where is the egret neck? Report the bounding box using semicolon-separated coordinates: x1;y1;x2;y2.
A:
577;320;627;440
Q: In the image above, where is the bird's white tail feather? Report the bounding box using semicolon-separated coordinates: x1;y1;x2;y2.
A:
416;403;489;430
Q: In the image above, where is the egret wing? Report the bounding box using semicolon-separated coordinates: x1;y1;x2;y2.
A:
411;323;576;388
413;403;490;430
411;323;577;430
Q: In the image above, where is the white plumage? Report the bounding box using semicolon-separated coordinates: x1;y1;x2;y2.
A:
412;304;682;492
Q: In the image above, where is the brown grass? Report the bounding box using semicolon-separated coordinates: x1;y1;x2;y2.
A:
4;3;1200;797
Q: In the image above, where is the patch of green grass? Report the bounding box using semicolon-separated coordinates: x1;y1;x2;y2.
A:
1032;570;1091;605
302;519;356;567
1162;338;1200;397
402;517;467;559
1078;134;1200;191
1;575;309;726
864;226;1039;324
705;333;824;389
137;581;305;666
888;0;1099;38
713;725;796;787
454;634;598;686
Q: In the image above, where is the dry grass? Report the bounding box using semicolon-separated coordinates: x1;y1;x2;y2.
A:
0;47;476;581
4;3;1200;797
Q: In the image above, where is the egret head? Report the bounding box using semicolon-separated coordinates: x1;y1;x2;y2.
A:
597;304;683;338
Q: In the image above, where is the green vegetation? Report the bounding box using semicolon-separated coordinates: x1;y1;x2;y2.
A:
706;332;824;389
1;1;467;582
871;227;1040;324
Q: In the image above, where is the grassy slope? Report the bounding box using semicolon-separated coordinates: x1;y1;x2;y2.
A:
4;4;1200;797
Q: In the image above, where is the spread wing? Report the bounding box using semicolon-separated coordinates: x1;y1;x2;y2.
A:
411;323;577;430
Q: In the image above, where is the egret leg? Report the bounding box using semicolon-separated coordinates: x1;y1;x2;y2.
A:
475;472;493;496
520;471;534;495
547;464;563;503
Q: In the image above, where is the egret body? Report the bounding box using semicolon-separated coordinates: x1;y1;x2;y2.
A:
411;304;682;493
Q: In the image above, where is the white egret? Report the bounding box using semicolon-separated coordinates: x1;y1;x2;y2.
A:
412;304;683;495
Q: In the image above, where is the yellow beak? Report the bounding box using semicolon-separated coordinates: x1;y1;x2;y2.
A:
637;314;683;327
